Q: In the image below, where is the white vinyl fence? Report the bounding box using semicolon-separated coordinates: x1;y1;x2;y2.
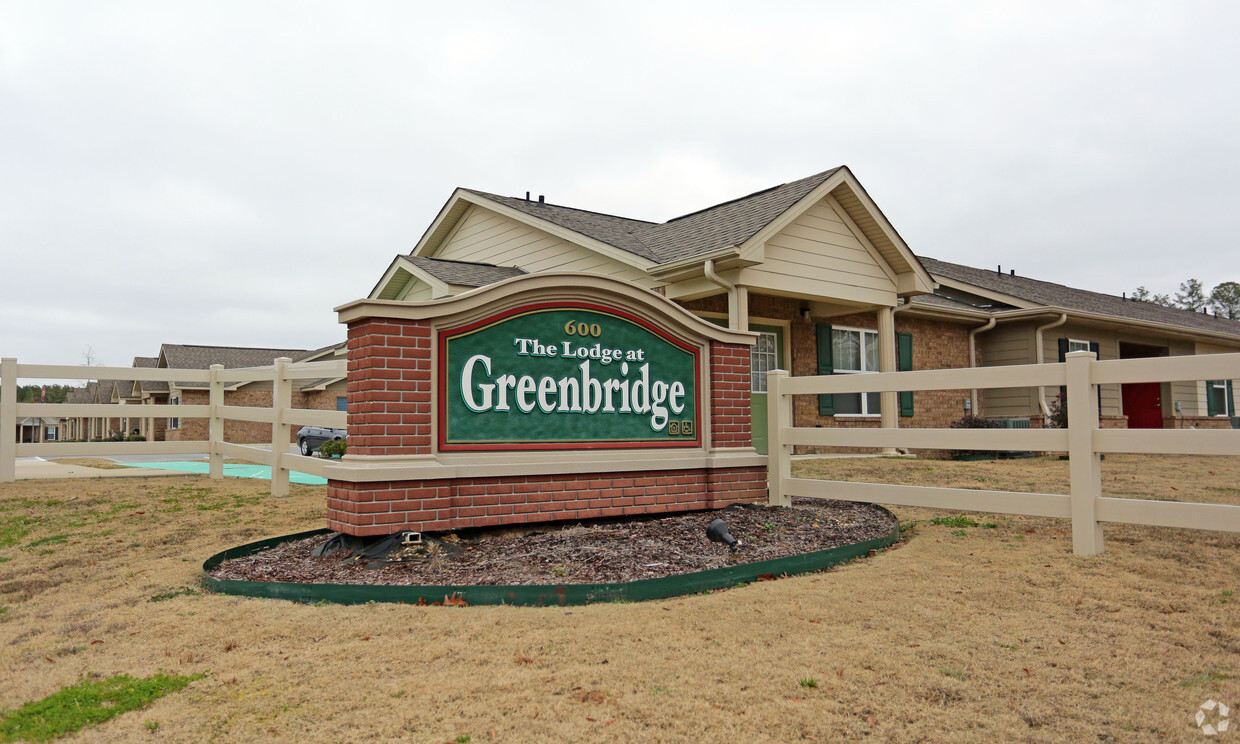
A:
767;351;1240;555
1;357;347;496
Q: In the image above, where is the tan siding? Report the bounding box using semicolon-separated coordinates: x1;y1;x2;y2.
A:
982;324;1035;366
978;323;1036;419
1171;343;1201;416
376;268;414;301
1175;380;1203;416
981;388;1037;419
434;206;654;287
741;199;897;302
397;281;435;302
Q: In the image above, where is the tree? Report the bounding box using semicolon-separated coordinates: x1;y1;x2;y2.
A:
1131;286;1174;307
1175;279;1208;312
1210;281;1240;320
80;345;103;386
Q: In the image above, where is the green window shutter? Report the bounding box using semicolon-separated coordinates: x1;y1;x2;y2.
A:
897;332;914;417
816;324;834;416
1057;338;1069;407
1207;380;1220;417
1229;380;1235;417
1090;342;1101;411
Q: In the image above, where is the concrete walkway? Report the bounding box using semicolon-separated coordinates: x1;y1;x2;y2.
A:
11;458;189;480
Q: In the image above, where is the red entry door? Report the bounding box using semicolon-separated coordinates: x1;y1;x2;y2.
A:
1122;382;1163;429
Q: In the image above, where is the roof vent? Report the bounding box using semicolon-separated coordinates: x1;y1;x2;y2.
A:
1010;269;1015;276
525;191;530;201
538;195;545;204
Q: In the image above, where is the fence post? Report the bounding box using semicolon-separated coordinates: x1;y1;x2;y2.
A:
270;357;292;497
1;358;16;483
208;364;224;480
767;369;792;507
1066;350;1104;555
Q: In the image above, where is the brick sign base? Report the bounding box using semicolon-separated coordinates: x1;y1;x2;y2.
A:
328;274;765;537
328;466;768;536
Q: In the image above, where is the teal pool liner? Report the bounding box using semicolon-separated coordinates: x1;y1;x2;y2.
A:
118;461;327;485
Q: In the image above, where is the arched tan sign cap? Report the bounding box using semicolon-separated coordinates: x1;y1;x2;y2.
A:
335;272;757;348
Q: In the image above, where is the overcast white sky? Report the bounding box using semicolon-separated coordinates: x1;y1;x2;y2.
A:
2;1;1237;375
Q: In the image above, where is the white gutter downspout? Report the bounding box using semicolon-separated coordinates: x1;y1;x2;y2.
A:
704;258;747;331
1034;313;1068;418
968;317;997;414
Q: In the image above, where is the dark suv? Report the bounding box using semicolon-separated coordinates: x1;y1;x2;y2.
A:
296;425;347;456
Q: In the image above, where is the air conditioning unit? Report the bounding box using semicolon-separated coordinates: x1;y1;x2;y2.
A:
995;417;1031;429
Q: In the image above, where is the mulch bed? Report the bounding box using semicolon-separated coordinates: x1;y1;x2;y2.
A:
208;498;897;586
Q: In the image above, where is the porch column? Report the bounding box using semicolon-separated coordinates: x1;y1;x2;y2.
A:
877;306;898;439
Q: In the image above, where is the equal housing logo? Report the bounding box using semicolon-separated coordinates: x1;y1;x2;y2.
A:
1196;700;1231;736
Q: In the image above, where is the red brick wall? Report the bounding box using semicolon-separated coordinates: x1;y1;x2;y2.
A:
329;313;764;537
1166;416;1233;430
710;342;751;447
165;390;208;442
165;387;346;443
327;467;768;536
346;319;432;457
167;390;271;442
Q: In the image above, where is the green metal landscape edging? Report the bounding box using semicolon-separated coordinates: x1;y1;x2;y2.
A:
201;511;900;607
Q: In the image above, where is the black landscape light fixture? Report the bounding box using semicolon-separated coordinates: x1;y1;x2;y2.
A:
706;519;742;552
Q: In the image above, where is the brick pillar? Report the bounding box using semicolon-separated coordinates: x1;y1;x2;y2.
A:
346;318;432;456
709;341;751;448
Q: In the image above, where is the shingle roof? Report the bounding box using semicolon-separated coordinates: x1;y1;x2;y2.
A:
639;168;843;262
908;292;989;313
297;341;349;391
922;256;1240;338
461;190;661;261
159;344;315;388
120;357;159;399
405;256;527;287
94;380;122;402
460;167;843;265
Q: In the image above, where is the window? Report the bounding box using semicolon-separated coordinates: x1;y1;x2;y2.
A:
751;332;778;394
1067;339;1091;353
833;328;881;415
1208;380;1233;417
168;396;180;430
336;396;347;412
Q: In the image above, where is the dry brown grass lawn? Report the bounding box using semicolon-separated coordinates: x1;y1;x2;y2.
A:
1;455;1237;743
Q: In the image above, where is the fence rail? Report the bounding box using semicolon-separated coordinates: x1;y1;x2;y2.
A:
768;351;1240;555
1;356;347;494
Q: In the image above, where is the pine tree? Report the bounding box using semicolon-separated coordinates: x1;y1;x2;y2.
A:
1175;279;1208;312
1210;281;1240;319
1131;286;1173;307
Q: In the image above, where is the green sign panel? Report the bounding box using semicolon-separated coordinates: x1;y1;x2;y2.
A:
438;303;701;450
